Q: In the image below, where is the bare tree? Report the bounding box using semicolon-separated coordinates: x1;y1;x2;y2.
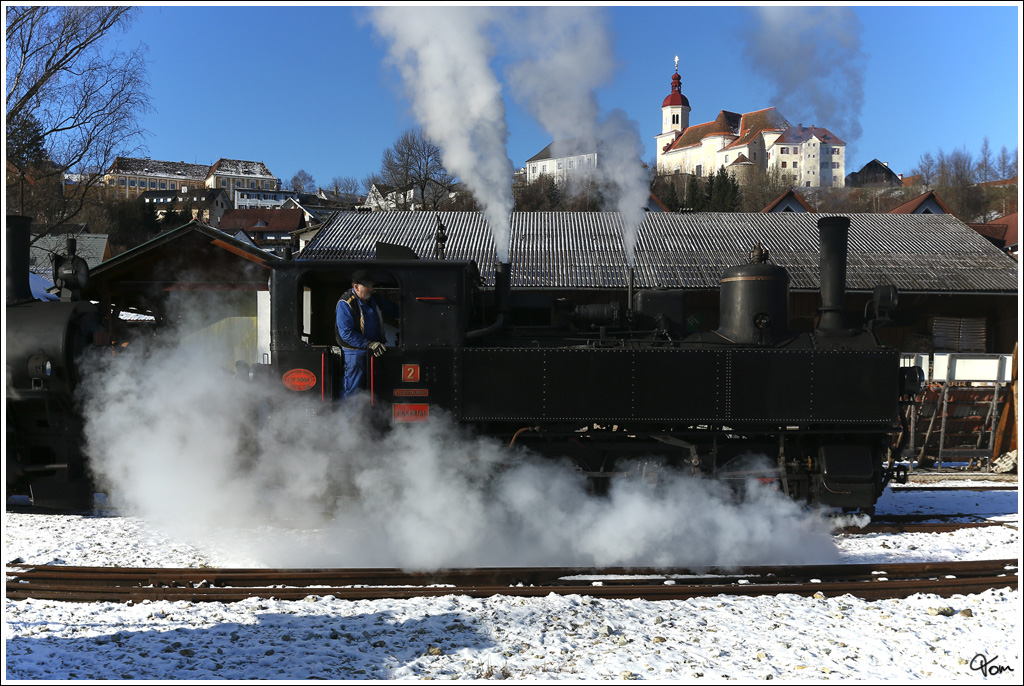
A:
996;145;1018;181
289;169;316;193
5;6;150;234
377;128;454;210
976;137;994;184
326;175;362;201
911;152;936;187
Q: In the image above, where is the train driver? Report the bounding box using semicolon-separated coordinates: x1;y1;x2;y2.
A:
335;270;400;399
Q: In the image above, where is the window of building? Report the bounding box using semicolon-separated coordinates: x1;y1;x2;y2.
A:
557;161;563;170
119;178;126;186
170;182;176;190
672;113;679;125
129;179;136;187
793;162;798;169
780;147;788;154
724;155;729;163
832;162;839;169
752;152;757;160
160;181;167;189
781;162;787;168
150;180;157;189
695;164;702;177
568;160;574;169
221;179;227;187
542;164;547;173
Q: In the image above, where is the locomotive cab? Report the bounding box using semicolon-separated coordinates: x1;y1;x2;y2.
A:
266;255;480;406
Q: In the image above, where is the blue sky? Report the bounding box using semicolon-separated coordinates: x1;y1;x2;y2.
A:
114;3;1020;190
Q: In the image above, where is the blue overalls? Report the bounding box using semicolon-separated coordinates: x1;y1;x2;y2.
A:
335;291;396;399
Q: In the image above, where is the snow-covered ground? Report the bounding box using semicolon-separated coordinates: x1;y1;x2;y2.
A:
4;484;1020;681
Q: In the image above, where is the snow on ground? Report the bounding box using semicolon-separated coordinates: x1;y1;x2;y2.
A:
4;485;1021;681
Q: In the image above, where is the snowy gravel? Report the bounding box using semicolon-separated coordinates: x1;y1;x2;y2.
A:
4;484;1020;681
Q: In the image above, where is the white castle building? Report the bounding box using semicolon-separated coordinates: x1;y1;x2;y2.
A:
655;59;846;188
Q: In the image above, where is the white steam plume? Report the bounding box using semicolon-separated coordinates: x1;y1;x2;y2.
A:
369;7;515;263
742;6;865;154
505;6;649;266
79;295;839;570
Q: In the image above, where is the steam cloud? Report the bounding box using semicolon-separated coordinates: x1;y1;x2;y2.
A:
742;6;865;154
80;297;840;570
369;7;516;263
504;7;649;266
369;6;649;268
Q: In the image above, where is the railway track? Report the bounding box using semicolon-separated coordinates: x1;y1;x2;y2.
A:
836;520;1016;535
890;484;1017;492
6;559;1016;603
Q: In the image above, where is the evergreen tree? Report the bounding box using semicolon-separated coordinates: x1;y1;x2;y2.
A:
685;173;704;211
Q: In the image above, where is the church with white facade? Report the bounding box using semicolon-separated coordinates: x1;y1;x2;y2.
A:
656;60;846;188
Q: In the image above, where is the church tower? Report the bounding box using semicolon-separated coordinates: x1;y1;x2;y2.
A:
655;57;690;172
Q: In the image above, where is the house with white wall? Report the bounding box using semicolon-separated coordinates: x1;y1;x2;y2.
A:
656;62;846;188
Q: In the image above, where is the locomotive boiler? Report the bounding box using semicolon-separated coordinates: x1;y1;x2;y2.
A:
6;216;106;509
266;215;921;513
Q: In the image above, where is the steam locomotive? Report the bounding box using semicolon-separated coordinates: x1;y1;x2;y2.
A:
6;213;920;512
265;215;921;512
6;215;108;509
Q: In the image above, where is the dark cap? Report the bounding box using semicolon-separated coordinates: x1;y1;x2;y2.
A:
352;270;376;287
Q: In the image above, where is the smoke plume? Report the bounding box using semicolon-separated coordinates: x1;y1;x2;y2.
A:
504;6;649;265
369;6;650;268
79;297;839;570
742;6;865;154
369;7;516;263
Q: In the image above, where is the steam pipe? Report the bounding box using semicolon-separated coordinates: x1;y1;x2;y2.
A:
6;215;35;304
467;261;511;338
627;266;634;312
816;215;851;334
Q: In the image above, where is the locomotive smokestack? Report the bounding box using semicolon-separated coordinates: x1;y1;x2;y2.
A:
816;215;851;334
6;215;35;304
494;261;511;315
466;260;511;339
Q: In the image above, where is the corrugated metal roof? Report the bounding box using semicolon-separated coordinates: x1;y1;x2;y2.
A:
300;211;1018;292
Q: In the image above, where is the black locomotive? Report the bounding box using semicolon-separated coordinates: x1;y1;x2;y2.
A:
266;215;921;513
6;212;919;513
6;216;107;509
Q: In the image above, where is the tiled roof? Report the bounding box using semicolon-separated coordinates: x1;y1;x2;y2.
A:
980;211;1018;246
887;190;954;215
727;108;791;149
774;124;845;147
527;138;595;162
210;159;275;178
760;189;814;213
300;211;1017;292
106;157;209;179
219;208;306;233
667;110;743;151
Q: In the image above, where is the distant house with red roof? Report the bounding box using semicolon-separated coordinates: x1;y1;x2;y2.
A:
970;212;1018;258
219;208;306;255
654;62;846;189
760;189;814;213
887;190;953;215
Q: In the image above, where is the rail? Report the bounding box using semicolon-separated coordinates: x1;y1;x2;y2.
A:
6;560;1016;603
